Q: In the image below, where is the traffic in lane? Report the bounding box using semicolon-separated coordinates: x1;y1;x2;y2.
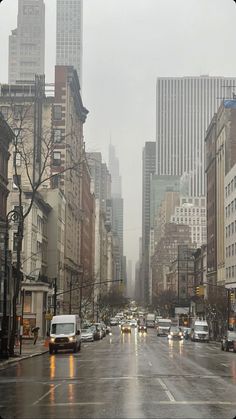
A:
0;327;236;418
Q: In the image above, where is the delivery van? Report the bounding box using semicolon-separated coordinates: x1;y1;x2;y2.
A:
191;319;209;342
49;314;81;354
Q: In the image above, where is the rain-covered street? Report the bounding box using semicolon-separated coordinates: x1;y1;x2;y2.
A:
0;327;236;419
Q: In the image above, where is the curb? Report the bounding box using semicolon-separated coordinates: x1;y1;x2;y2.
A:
0;349;48;370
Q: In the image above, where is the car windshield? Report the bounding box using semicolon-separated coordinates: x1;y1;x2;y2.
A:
51;323;74;334
82;329;91;333
159;322;171;327
170;327;181;333
195;325;208;332
228;331;236;339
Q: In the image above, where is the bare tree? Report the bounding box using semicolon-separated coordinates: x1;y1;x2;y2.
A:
4;98;86;355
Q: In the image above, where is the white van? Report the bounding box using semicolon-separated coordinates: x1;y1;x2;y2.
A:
191;320;209;342
49;315;82;354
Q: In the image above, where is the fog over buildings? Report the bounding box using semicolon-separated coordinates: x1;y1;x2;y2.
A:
1;0;236;267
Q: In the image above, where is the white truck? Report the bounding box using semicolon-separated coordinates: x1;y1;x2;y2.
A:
49;314;82;354
146;313;156;328
191;320;209;342
156;318;172;336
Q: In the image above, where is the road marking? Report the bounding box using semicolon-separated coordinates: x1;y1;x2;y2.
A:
148;361;152;367
41;402;105;406
221;363;229;367
32;383;61;406
158;378;175;402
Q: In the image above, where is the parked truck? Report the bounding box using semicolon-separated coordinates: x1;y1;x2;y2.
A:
146;313;156;328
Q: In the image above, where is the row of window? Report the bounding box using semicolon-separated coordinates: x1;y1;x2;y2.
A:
226;266;236;279
225;221;236;237
173;217;205;225
225;177;236;197
225;199;236;218
175;208;205;215
226;243;236;257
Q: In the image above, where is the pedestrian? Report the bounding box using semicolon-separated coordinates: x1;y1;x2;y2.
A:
32;326;40;345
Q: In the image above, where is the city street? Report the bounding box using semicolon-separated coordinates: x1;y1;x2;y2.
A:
0;327;236;418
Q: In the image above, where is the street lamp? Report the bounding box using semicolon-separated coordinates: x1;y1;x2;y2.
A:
0;208;23;359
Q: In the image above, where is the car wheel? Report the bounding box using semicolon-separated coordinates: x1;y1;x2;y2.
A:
73;344;77;353
49;346;54;355
221;344;224;351
78;342;81;352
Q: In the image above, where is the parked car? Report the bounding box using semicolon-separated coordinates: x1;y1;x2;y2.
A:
81;328;94;342
90;324;103;340
221;330;236;352
168;326;183;340
100;322;107;338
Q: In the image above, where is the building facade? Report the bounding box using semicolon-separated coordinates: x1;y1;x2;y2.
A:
8;0;45;83
56;0;83;84
171;196;207;248
156;76;236;196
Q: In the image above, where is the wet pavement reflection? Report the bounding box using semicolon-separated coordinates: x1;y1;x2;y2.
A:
0;327;236;418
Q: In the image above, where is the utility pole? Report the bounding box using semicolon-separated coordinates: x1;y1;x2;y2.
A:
69;273;72;314
53;277;57;316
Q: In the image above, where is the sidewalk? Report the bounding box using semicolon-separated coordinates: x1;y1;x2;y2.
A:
0;339;48;369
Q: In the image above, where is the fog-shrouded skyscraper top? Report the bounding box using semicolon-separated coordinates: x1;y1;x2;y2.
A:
56;0;83;85
8;0;45;84
109;143;122;198
156;76;236;196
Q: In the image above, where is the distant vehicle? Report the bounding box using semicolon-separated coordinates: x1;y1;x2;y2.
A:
130;319;137;327
81;328;94;342
110;317;119;326
90;324;103;340
49;314;81;354
191;320;209;342
100;322;107;337
221;330;236;352
157;319;172;336
182;327;191;340
168;326;183;340
138;322;147;333
146;313;156;328
121;322;131;333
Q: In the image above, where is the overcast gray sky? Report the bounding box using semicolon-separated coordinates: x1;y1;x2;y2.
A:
1;0;236;268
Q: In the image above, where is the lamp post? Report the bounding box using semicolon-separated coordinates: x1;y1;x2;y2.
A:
0;209;22;359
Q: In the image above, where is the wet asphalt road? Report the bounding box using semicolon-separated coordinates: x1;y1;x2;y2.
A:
0;327;236;419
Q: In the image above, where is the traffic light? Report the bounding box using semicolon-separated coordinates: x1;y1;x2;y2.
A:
195;286;200;296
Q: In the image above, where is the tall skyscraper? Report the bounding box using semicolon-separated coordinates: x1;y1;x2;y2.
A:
109;143;122;198
8;0;45;84
156;76;236;196
142;142;156;255
56;0;83;84
108;144;124;281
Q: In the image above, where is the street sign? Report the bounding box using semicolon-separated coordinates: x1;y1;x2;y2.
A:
16;304;22;316
45;312;53;321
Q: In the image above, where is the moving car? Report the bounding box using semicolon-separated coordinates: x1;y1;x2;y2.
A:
157;319;172;336
146;313;156;328
182;327;191;340
130;319;137;327
191;320;209;342
110;317;119;326
221;330;236;352
138;324;147;333
49;314;81;354
121;322;131;333
81;328;94;342
168;326;183;340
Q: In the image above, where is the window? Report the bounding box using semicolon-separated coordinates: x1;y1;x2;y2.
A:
53;152;61;166
53;129;62;143
13;152;21;167
13;105;23;120
53;105;62;120
0;106;9;119
24;291;32;313
13;174;21;189
52;175;59;188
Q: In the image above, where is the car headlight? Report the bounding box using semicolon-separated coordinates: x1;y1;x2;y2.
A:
50;337;55;343
69;336;75;342
171;332;173;336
